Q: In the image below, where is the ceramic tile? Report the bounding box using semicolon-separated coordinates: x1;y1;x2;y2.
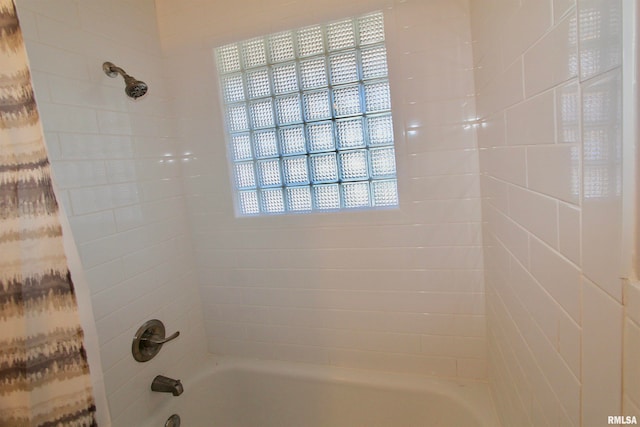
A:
554;0;576;23
502;0;553;65
486;146;527;186
509;186;558;248
523;13;578;96
581;69;623;301
529;238;581;323
505;90;556;146
18;2;207;426
558;203;581;265
624;318;640;408
582;278;623;424
527;144;580;203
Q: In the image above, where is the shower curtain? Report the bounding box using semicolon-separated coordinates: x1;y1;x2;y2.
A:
0;0;97;426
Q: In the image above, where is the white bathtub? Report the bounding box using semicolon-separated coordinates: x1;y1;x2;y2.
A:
145;357;501;427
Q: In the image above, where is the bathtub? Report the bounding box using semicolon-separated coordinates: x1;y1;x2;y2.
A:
145;357;501;427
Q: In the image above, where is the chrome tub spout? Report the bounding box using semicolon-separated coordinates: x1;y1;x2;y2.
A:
151;375;183;396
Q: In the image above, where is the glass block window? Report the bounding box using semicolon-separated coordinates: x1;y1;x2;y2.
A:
215;11;398;216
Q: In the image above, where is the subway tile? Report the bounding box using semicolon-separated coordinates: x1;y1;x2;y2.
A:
409;150;479;178
486;146;527;186
68;183;140;215
581;70;623;301
477;112;506;149
14;7;38;41
509;259;558;343
402;97;476;130
486;204;529;266
501;0;553;65
113;197;185;232
558;312;581;379
474;51;502;97
199;286;244;305
558;203;581;265
405;124;478;153
47;74;128;111
38;103;99;134
457;358;487;379
554;0;576;23
58;133;135;160
409;174;481;201
240;287;484;315
421;335;486;358
51;160;109;189
582;278;623;425
96;110;134;135
120;238;177;278
42;132;61;161
246;324;422;354
505;90;556;146
624;318;640;411
529;238;581;322
481;176;509;213
202;320;247;341
268;342;332;365
477;58;524;115
625;282;640;326
328;348;457;377
33;13;87;53
97;326;133;371
207;337;261;358
21;0;506;413
84;259;125;295
409;198;482;223
68;210;117;244
139;178;183;202
527;144;580;203
523;13;579;96
20;0;80;27
259;306;486;337
509;185;558;248
24;41;90;80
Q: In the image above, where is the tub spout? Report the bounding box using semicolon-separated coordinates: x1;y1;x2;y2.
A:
151;375;183;396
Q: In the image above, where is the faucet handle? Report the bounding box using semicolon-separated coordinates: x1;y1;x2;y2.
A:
140;330;180;345
132;319;180;362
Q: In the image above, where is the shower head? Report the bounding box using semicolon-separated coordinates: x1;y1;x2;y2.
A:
103;61;148;99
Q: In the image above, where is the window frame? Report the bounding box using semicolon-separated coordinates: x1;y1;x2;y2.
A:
215;11;399;217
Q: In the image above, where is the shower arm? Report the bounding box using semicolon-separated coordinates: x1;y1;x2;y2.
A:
103;62;128;78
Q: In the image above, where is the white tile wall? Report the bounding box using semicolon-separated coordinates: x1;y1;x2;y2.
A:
15;1;207;426
471;0;626;425
15;0;635;426
155;0;486;381
624;282;640;419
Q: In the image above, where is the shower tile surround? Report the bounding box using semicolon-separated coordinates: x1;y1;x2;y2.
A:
15;1;207;426
471;0;625;426
156;0;486;380
13;0;632;427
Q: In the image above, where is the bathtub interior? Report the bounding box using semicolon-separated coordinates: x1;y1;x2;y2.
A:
145;358;500;427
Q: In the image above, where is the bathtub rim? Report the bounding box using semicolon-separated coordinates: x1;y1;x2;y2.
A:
174;355;501;427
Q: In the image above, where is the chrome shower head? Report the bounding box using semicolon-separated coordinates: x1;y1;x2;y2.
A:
103;61;148;99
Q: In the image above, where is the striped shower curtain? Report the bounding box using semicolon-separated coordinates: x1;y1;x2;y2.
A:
0;0;97;425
